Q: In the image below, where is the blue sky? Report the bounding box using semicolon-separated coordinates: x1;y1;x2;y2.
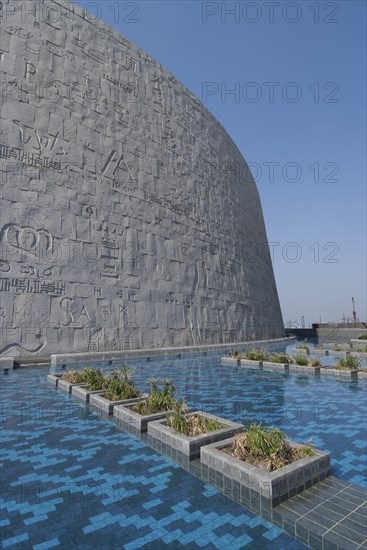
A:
84;0;366;326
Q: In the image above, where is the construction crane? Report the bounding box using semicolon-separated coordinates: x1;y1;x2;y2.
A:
352;297;357;322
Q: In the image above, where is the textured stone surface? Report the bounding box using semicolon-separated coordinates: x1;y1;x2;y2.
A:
0;0;284;358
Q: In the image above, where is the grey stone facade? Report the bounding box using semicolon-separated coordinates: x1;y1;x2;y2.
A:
0;0;284;358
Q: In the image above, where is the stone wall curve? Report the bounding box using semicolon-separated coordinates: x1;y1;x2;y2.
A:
0;0;284;357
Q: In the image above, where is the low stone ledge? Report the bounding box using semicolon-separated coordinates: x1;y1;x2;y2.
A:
0;357;14;371
71;386;104;403
50;337;295;366
113;402;173;432
57;379;87;393
47;374;63;387
89;393;146;415
200;438;331;507
358;370;367;379
147;412;242;460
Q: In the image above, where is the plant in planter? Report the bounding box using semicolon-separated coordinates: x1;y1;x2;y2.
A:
132;378;177;414
293;355;309;366
89;367;143;414
201;422;330;507
114;378;182;433
292;355;321;367
148;401;242;459
334;355;360;370
70;367;110;402
228;349;270;361
226;423;314;472
58;367;97;393
60;369;87;384
167;400;226;436
245;349;270;361
358;334;367;340
81;368;107;390
269;353;292;364
102;367;141;400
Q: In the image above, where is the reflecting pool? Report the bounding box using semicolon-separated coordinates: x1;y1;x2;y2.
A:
1;349;366;549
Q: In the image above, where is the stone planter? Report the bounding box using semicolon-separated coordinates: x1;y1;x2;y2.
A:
113;401;173;433
57;379;87;393
47;374;63;387
148;412;242;460
221;357;291;372
262;361;290;373
89;393;147;415
220;357;241;365
240;359;263;369
358;369;367;379
320;367;358;380
201;437;331;507
288;364;321;376
71;386;104;403
221;357;241;365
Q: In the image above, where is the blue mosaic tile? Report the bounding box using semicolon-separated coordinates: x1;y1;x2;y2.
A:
33;537;60;550
2;533;30;548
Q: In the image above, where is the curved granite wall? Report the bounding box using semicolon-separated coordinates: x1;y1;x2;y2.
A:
0;0;284;357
